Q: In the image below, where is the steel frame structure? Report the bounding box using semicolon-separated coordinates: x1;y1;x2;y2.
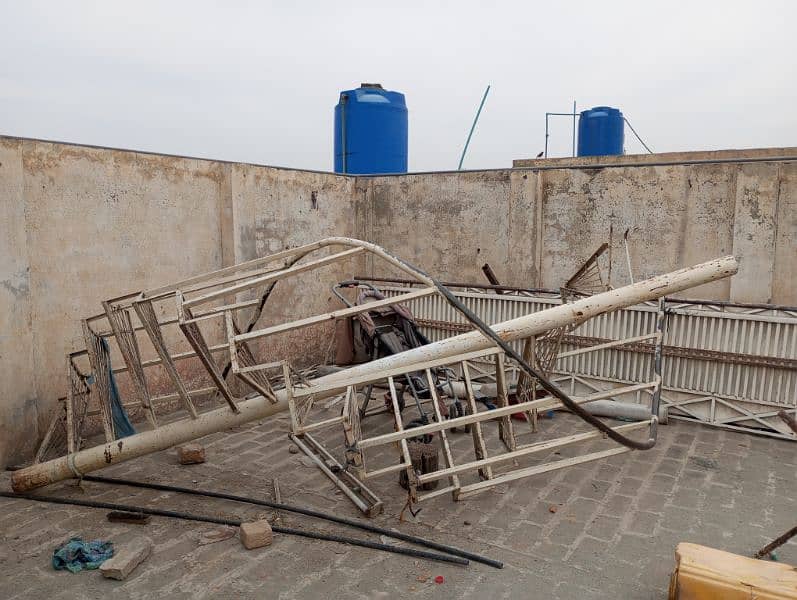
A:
376;285;797;441
282;305;664;508
16;239;737;496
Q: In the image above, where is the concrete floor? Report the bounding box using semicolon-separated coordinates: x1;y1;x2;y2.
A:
1;411;795;599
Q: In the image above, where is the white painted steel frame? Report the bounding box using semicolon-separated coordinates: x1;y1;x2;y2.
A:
13;248;737;492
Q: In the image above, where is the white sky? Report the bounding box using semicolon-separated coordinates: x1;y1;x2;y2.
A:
1;1;795;171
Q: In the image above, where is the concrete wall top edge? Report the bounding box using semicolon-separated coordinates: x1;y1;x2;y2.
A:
4;134;794;180
0;134;349;179
513;147;797;168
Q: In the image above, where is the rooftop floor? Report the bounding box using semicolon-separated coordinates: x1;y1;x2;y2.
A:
1;412;795;599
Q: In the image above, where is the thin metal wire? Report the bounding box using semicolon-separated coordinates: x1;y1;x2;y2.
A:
624;117;653;154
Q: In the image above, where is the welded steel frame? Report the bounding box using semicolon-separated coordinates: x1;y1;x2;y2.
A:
273;297;665;505
17;243;736;494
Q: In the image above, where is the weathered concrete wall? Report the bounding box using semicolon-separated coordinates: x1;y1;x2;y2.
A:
229;164;361;361
0;137;358;467
0;139;233;466
354;168;535;285
773;163;797;303
23;141;229;410
359;171;533;284
1;138;793;467
0;138;36;465
362;152;796;306
537;163;737;299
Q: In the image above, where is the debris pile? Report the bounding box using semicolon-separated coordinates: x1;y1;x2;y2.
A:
13;239;736;509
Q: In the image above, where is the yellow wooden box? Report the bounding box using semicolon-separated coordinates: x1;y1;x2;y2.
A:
669;542;797;599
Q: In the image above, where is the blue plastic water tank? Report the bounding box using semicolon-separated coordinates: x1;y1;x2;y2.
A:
577;106;624;157
334;84;408;174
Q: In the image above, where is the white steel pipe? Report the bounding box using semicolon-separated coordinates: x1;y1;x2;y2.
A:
12;255;737;492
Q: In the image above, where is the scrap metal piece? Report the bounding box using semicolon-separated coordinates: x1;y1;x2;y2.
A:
754;524;797;560
290;433;383;517
81;321;116;442
106;510;151;525
778;410;797;434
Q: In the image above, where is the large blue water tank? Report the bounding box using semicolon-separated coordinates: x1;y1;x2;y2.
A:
577;106;624;157
334;84;408;174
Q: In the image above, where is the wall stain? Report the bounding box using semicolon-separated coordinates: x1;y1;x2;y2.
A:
22;141;227;186
742;188;766;224
1;269;30;299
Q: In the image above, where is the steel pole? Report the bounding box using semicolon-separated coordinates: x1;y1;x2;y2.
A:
457;85;490;170
12;256;738;492
572;100;577;157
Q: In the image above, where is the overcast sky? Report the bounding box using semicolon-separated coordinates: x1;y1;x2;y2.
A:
1;1;795;172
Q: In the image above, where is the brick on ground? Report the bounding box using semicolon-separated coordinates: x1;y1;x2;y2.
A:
177;442;206;465
239;520;273;549
100;538;152;580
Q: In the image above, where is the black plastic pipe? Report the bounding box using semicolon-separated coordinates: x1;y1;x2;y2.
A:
0;491;468;566
79;474;503;569
430;282;658;450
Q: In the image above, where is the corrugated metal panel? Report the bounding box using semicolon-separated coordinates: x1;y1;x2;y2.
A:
382;286;797;439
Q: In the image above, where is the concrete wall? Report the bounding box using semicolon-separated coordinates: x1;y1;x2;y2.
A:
1;137;794;467
0;137;356;467
512;147;797;169
228;163;359;360
0;139;36;465
363;152;796;305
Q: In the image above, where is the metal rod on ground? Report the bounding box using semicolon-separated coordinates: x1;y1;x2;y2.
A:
754;525;797;559
272;478;281;504
79;474;503;568
457;85;490;170
11;255;738;493
0;492;469;566
289;434;373;515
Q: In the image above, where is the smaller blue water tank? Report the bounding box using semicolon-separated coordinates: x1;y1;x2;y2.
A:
334;84;408;175
577;106;624;157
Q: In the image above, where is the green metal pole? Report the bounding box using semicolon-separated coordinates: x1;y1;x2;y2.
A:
457;85;490;170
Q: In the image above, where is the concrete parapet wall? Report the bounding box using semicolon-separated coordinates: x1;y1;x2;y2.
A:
363;153;796;306
513;147;797;168
1;136;793;466
0;137;356;466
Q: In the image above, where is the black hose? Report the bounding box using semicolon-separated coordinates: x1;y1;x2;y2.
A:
0;491;468;566
431;282;657;450
80;474;502;569
375;248;658;451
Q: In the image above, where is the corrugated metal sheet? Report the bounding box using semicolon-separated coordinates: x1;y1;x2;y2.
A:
382;286;797;440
